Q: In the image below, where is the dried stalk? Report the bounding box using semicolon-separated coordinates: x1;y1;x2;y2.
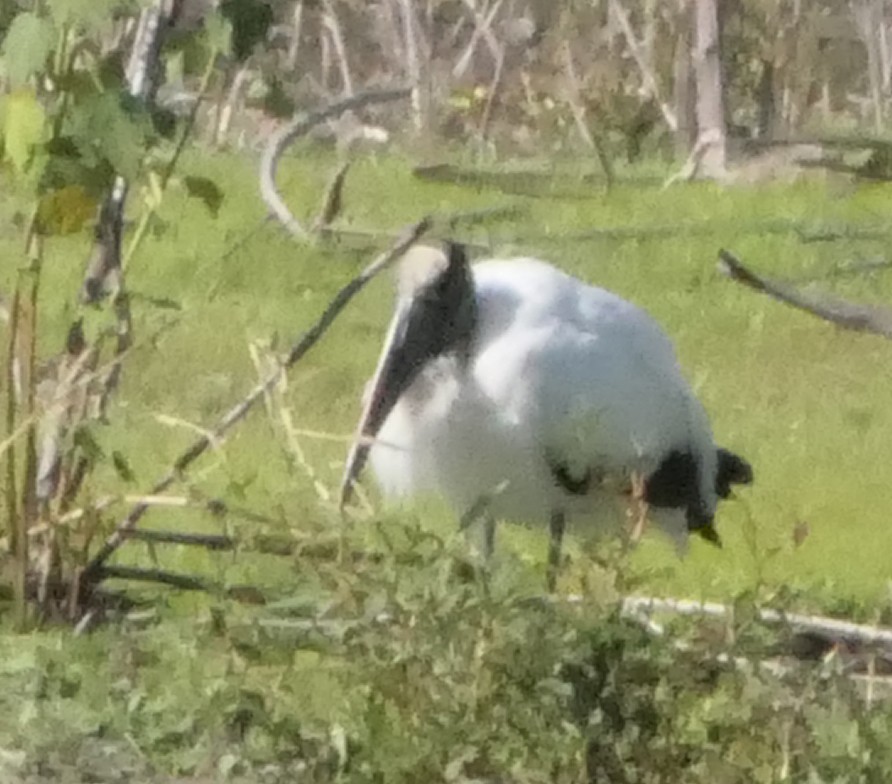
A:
79;217;432;595
259;87;411;239
718;249;892;340
248;341;335;506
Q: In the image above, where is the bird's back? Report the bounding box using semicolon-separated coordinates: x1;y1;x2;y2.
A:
470;258;718;515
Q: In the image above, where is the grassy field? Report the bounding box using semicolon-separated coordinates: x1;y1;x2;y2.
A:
2;147;892;780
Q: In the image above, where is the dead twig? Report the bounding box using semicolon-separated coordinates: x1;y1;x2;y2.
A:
78;217;432;599
561;42;613;190
311;160;351;234
718;249;892;340
259;87;411;239
453;0;504;79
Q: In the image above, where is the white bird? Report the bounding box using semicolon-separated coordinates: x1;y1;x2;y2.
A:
340;242;752;588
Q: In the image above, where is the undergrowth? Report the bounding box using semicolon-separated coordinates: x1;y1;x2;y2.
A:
2;148;892;779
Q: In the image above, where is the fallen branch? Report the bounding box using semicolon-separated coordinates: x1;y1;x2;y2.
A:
622;595;892;648
78;217;432;599
259;87;411;239
718;249;892;340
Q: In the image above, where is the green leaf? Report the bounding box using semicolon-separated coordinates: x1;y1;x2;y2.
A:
2;89;47;174
67;91;152;180
1;12;55;87
203;12;232;58
183;175;224;217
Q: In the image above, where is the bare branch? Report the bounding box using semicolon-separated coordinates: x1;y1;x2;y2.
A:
561;42;614;189
259;87;411;239
477;47;505;145
124;529;236;550
718;249;892;340
453;0;504;79
79;217;432;592
608;0;678;132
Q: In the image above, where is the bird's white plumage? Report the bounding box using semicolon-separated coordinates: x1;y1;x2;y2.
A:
366;257;718;549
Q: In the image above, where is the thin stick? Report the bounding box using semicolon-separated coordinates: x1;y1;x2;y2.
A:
453;0;504;78
311;160;351;233
477;46;505;146
608;0;678;131
260;87;410;239
124;529;236;550
80;217;432;588
718;249;892;340
97;564;217;592
322;0;354;96
561;42;614;189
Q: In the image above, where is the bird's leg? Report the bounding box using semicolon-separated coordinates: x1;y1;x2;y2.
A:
547;510;566;592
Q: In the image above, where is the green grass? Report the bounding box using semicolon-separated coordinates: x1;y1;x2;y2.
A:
2;148;892;779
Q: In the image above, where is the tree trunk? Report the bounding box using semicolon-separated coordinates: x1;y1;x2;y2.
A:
693;0;726;176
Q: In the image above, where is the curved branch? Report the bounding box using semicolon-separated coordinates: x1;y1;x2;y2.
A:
259;87;411;239
718;249;892;340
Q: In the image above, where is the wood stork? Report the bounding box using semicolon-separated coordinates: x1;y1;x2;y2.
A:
340;242;752;588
